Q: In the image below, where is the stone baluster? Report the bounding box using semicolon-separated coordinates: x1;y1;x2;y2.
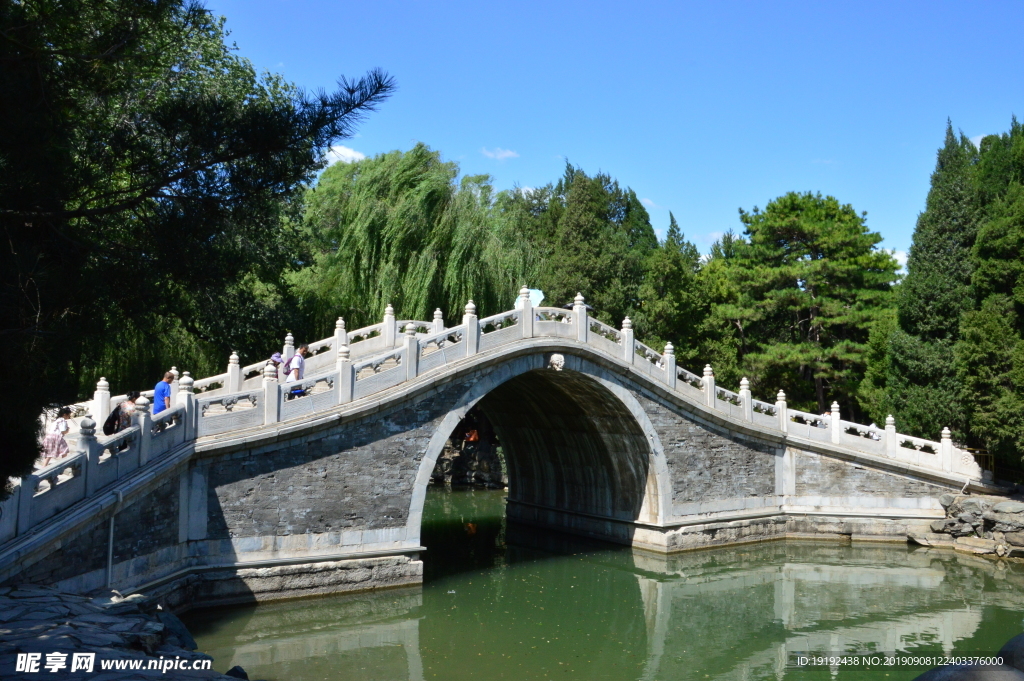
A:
79;415;99;496
464;300;479;356
227;352;241;393
334;317;347;363
776;390;788;433
940;427;953;472
703;365;715;408
135;396;152;465
621;317;635;364
830;401;841;444
177;372;195;441
283;332;295;364
573;293;588;343
404;323;419;381
519;286;534;339
740;377;753;421
885;415;897;457
93;377;111;426
433;308;445;334
337;342;353;405
263;364;280;425
169;366;180;403
663;343;676;389
17;474;36;535
384;303;397;348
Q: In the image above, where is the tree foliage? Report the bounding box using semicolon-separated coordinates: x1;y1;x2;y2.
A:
293;144;536;332
0;0;393;484
711;193;899;416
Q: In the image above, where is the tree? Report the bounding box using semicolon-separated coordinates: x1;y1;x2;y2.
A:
716;192;899;416
0;0;394;486
521;164;657;325
293;144;535;332
880;124;980;440
634;213;703;359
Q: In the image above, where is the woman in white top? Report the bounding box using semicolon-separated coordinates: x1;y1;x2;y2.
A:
42;407;72;466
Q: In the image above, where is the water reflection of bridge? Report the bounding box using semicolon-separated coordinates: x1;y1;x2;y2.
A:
187;543;1023;681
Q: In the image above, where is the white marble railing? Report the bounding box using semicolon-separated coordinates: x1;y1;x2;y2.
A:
6;287;986;545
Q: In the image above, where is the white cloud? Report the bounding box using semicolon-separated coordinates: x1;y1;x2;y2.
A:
893;249;908;273
970;135;986;149
517;186;535;196
641;197;664;209
324;145;366;165
481;147;519;160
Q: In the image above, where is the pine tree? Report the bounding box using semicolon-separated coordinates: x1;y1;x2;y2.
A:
881;124;979;441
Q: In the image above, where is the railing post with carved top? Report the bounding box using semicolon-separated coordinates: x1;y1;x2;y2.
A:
573;293;588;343
227;352;241;393
334;318;347;363
740;377;753;421
776;390;788;433
169;366;180;404
384;303;397;347
621;318;635;364
17;474;35;535
79;416;98;496
830;401;841;444
519;286;534;339
433;308;445;334
177;372;195;441
337;343;353;405
93;377;111;426
135;396;153;465
464;300;479;356
940;427;953;472
703;365;715;407
663;343;676;389
283;332;295;364
404;323;419;381
885;415;896;457
263;364;280;425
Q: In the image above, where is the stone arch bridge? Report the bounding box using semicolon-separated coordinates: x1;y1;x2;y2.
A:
0;290;996;606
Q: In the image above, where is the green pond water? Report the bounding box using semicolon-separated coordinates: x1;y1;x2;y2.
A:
184;488;1024;681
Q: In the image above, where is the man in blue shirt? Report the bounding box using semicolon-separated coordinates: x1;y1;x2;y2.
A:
153;372;173;415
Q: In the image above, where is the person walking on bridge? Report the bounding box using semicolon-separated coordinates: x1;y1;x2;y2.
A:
285;344;308;383
153;371;173;415
41;407;72;467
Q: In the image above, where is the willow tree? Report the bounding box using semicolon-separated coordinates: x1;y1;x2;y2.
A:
293;144;536;334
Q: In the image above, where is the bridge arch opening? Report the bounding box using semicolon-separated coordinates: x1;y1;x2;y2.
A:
412;357;670;559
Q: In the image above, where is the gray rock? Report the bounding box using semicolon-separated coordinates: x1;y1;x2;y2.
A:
993;501;1024;514
157;610;197;651
913;665;1024;680
983;511;1024;532
1001;633;1024;672
959;512;980;525
1006;532;1024;547
931;520;948;533
961;498;990;514
939;493;956;508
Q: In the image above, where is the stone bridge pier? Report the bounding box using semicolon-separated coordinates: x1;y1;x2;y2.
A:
4;342;980;608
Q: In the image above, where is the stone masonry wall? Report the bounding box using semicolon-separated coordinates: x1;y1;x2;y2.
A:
793;450;947;497
206;379;481;540
113;478;180;562
634;390;777;505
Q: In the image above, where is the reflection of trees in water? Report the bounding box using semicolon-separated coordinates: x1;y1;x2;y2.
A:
186;513;1024;681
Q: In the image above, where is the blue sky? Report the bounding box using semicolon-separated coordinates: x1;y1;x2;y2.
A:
207;0;1023;260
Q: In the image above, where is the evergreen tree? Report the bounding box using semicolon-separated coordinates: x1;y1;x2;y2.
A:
717;192;898;415
635;213;703;358
881;124;980;440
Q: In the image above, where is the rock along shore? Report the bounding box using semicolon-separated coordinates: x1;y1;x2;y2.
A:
0;583;254;680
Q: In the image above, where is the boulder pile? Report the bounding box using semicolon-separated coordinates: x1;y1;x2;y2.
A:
909;494;1024;558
